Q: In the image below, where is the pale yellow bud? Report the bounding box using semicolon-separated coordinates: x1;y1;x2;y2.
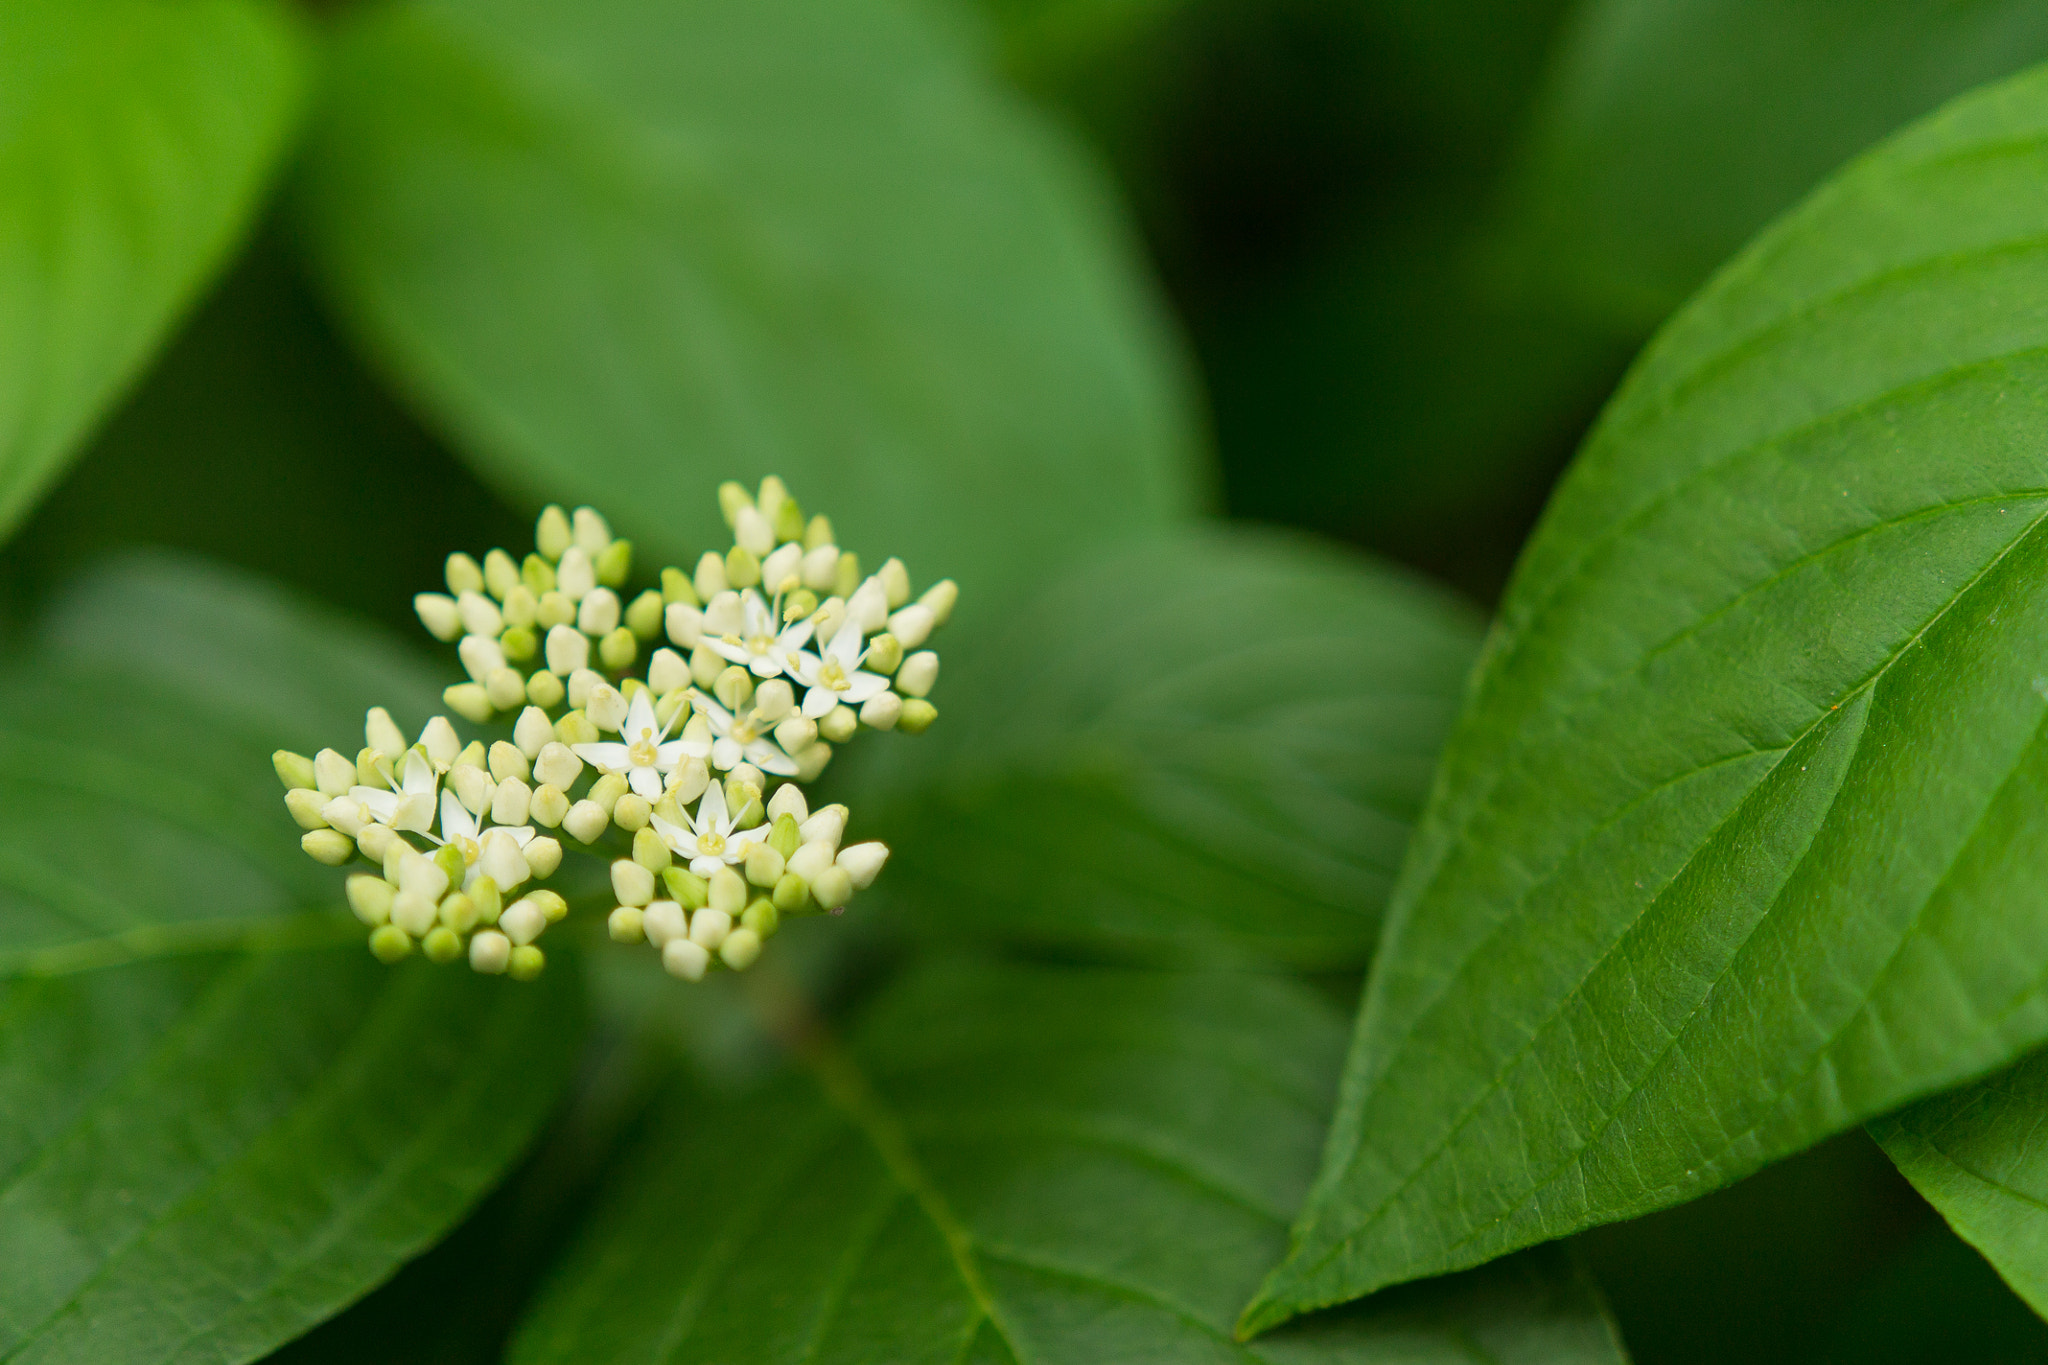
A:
485;667;527;712
688;905;733;949
612;792;651;832
445;551;485;596
564;800;609;843
470;930;512;974
878;557;911;609
608;906;646;943
285;789;329;831
492;776;533;827
302;830;354;866
719;928;763;971
415;593;461;641
818;705;858;743
530;783;569;828
484;548;520;599
613;859;656;907
896;651;939;698
457;590;503;638
694;551;728;602
587;683;628;733
534;742;583;790
663;937;710;981
643;900;687;946
578;587;621;637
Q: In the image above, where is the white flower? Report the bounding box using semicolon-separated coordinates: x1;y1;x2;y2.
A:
429;790;535;888
650;782;773;878
351;748;439;833
571;689;703;799
704;588;815;680
791;622;893;719
693;694;799;776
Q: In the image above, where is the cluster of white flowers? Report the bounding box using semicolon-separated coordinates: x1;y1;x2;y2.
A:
274;478;952;981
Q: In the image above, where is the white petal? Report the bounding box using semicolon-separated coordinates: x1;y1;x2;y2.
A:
748;742;801;777
711;737;743;771
688;854;725;878
842;671;892;705
402;749;438;797
572;742;633;770
629;766;663;800
801;686;840;720
748;656;782;679
654;739;694;768
353;787;400;823
650;814;696;858
440;790;477;842
776;618;816;653
697;779;729;831
623;689;660;744
828;621;867;666
705;637;755;667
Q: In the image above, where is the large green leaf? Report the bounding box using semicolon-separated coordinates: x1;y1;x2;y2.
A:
0;0;307;545
297;0;1202;611
0;556;584;1364
1501;0;2048;329
1872;1051;2048;1320
510;960;1629;1363
850;527;1482;967
1243;62;2048;1330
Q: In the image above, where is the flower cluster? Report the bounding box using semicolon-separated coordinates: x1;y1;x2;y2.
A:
274;478;952;981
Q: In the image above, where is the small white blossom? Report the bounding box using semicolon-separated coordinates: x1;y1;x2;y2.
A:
704;587;815;679
792;622;893;719
650;782;774;877
693;694;799;775
352;748;439;833
572;688;703;798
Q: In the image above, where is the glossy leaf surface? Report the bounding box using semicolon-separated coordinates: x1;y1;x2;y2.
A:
511;960;1628;1363
298;0;1202;610
1246;63;2048;1329
0;557;583;1364
0;0;306;544
853;528;1482;967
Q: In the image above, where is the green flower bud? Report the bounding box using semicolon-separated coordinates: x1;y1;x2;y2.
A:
878;557;911;609
455;740;488;770
833;551;861;599
313;748;355;796
526;669;566;710
434;841;468;887
864;632;903;676
709;867;747;914
713;665;754;712
357;823;398;863
508;945;546;981
897;699;938;734
471;876;503;925
469;930;511;974
537;590;576;630
444;682;493;724
554;709;600;748
599;626;639;671
527;836;563;879
920;578;958;626
500;626;538;662
719;927;763;971
771;872;810;913
422;926;463;964
625;589;664;640
811;865;854;911
489;740;531;783
285;788;329;831
725;544;761;589
355;747;391;790
794;742;833;781
771;492;805;544
731;797;765;832
663;937;710;981
523;550;558;595
302;829;354;866
590;772;628;813
781;588;818;622
663;866;709;909
369;924;414;963
745;842;786;888
689;906;732;950
530;783;569;828
859;691;902;731
608;906;646;942
446;551;485;596
742;897;780;938
274;749;317;791
690;643;724;688
564;799;608;843
484;548;520;599
573;506;612;555
536;504;572;560
633;825;672;872
502;584;539;628
661;565;699;606
804;514;835;550
439;891;479;934
818;705;858;743
597;539;634;588
613;858;656;907
486;666;528;712
347;874;394;926
718;480;753;525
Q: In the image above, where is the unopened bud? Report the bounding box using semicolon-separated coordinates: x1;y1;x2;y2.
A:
590;772;628;813
347;875;394;926
725;544;761;589
746;842;786;888
664;602;703;649
766;784;810;824
662;566;699;606
564;799;609;843
613;792;651;831
510;707;552;760
645;649;689;697
643;899;687;945
481;740;524;784
573;505;612;555
819;705;858;743
546;623;590;676
537;590;576;629
772;872;810;912
608;906;646;942
508;945;546;980
457;634;504;683
439;891;479;934
471;876;503;925
480;831;531;889
492;776;532;827
794;743;833;782
526;837;562;878
415;593;461;641
896;651;939;697
734;504;774;556
719;927;763;971
713;666;753;712
788;839;836;883
860;691;902;731
557;546;596;601
662;937;710;981
834;553;862;600
689;644;724;687
526;669;566;710
445;551;485;596
357;823;398;863
499;897;547;946
369;925;413;963
709;867;747;914
422;926;463;964
285;788;330;830
587;684;628;733
470;929;512;974
878;557;911;608
444;683;493;724
897;699;938;734
689;905;733;949
555;709;600;748
887;603;935;649
313;748;355;796
365;706;406;758
302;829;354;866
447;765;490;817
770;489;805;543
633;825;672;871
804;514;835;550
762;542;802;595
528;784;568;828
392;889;438;937
752;678;795;722
919;578;958;625
484;548;520;599
577;587;621;637
457;590;503;638
768;812;802;859
670;754;711;804
811;865;854;911
801;544;840;591
599;627;638;671
800;805;847;849
523;551;558;594
625;589;664;640
501;583;539;628
848;576;889;633
837;842;890;889
694;551;728;601
864;632;903;676
663;866;709;909
596;538;633;589
612;858;656;906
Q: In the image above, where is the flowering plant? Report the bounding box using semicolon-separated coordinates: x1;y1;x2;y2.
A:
273;477;954;982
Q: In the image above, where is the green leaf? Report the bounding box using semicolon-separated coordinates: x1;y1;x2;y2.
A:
0;555;585;1363
1243;62;2048;1330
1501;0;2048;329
0;0;308;546
296;0;1203;611
850;527;1482;967
508;960;1629;1363
1873;1051;2048;1321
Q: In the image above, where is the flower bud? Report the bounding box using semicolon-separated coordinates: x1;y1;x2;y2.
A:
878;557;911;608
896;651;939;698
501;711;546;765
694;551;728;601
608;906;646;942
742;898;780;938
709;867;747;914
485;667;528;711
557;546;596;600
811;865;854;911
597;537;633;588
439;891;479;934
508;945;546;980
670;755;712;804
526;669;566;710
664;602;704;651
484;740;527;784
529;783;569;828
357;823;398;863
370;925;413;963
599;626;638;671
446;551;485;595
577;587;620;637
800;544;840;591
732;503;773;556
801;805;848;848
640;650;686;699
448;765;492;817
689;906;732;949
661;565;699;606
434;841;468;887
545;624;589;677
492;776;533;827
484;548;520;599
746;842;786;888
321;795;368;837
589;772;628;813
538;590;576;629
663;866;709;909
364;706;405;759
573;505;612;555
613;858;656;906
762;541;802;593
633;825;672;872
752;678;795;723
819;705;858;742
770;491;805;544
444;683;493;724
768;812;802;859
354;747;392;791
347;875;394;926
887;603;935;649
471;876;503;925
897;699;938;734
525;836;562;878
480;831;531;889
499;897;547;946
772;873;810;913
564;799;609;843
788;839;836;883
458;635;505;683
621;587;663;639
860;691;902;731
415;593;461;641
457;590;503;638
587;683;628;733
719;928;762;971
837;841;890;889
834;552;862;599
523;552;558;596
302;829;354;866
285;788;330;830
502;583;539;628
422;926;464;964
864;632;903;676
526;744;575;792
392;889;438;937
470;929;512;974
766;784;810;824
506;634;540;668
662;937;710;981
555;709;600;748
794;743;833;782
848;577;889;633
920;578;958;626
643;899;687;945
273;749;318;793
713;666;754;712
725;544;761;589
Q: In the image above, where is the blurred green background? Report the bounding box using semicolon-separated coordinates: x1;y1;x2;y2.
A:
9;0;2048;1359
